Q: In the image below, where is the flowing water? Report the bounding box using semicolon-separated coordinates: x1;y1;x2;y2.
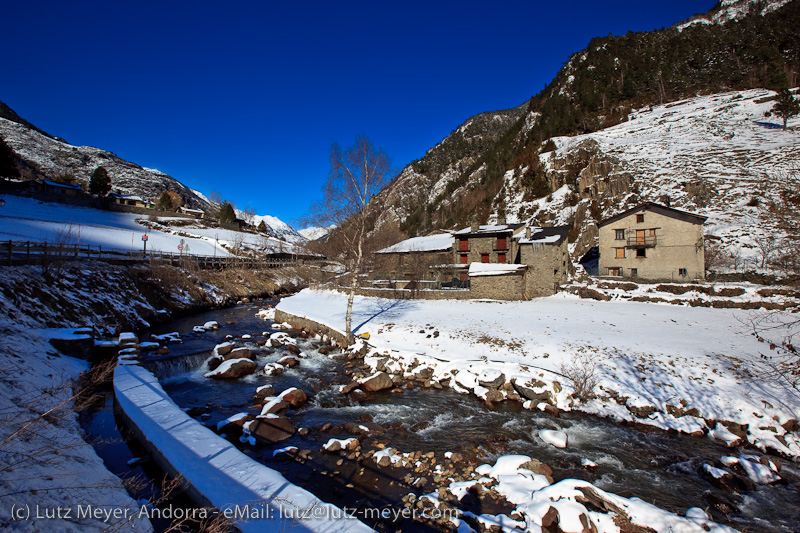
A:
88;302;800;532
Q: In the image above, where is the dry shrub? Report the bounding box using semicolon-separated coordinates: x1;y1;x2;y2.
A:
559;353;599;402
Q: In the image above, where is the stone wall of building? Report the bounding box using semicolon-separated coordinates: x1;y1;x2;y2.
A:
372;250;453;281
520;240;571;297
469;272;526;300
454;234;515;264
598;210;704;281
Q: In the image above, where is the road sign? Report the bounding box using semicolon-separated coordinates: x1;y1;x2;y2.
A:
177;244;184;251
141;235;148;241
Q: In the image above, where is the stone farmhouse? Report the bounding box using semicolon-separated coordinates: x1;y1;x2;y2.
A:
370;222;571;300
597;202;706;281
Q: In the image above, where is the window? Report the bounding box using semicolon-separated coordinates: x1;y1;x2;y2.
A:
481;253;490;263
630;268;638;277
460;254;468;264
459;238;469;251
608;267;621;276
615;229;625;240
649;229;656;236
497;237;507;250
636;248;646;258
460;273;468;282
615;248;625;259
636;214;644;223
679;268;688;277
498;253;506;263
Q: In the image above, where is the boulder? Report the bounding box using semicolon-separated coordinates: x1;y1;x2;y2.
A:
348;390;369;403
263;363;284;376
277;356;300;368
217;413;254;436
323;438;359;453
285;344;302;356
279;387;308;407
413;366;434;380
155;346;170;355
205;358;257;379
511;378;554;404
255;385;276;400
214;342;235;356
340;381;360;395
260;399;290;416
478;370;506;389
225;347;254;361
698;464;754;493
206;355;224;371
360;372;394;392
249;416;296;444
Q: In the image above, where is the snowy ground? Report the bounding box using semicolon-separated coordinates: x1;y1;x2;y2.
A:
0;195;305;256
277;289;800;459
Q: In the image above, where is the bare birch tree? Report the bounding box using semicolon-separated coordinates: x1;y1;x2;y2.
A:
309;135;392;344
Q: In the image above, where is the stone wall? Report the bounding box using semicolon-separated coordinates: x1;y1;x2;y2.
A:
470;272;526;300
598;209;705;281
372;250;453;281
454;234;514;264
520;240;571;297
274;309;349;345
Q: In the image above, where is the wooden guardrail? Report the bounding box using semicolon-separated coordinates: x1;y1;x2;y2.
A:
1;240;320;269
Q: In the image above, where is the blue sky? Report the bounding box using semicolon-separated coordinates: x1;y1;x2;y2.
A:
1;1;713;228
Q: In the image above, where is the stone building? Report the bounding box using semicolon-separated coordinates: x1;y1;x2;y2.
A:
371;222;571;299
597;202;706;281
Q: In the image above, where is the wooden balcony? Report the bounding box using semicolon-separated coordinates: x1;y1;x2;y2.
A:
626;235;657;248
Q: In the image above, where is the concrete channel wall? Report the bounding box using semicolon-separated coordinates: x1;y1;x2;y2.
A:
274;309;348;346
113;344;372;533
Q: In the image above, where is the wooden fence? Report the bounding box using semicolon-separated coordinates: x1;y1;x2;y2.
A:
1;240;319;269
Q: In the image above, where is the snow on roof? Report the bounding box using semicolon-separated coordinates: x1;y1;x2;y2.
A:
468;262;527;277
180;207;204;213
515;225;570;245
43;180;82;190
454;223;523;235
113;193;144;201
377;233;454;254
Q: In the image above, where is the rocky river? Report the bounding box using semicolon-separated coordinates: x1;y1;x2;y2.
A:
84;301;800;532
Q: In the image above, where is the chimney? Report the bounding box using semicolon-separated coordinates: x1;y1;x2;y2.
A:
498;215;507;226
525;227;531;240
470;219;479;232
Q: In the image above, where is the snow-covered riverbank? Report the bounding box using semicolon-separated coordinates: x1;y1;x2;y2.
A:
277;289;800;459
0;261;307;531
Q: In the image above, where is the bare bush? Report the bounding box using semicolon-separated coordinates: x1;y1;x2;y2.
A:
559;352;599;402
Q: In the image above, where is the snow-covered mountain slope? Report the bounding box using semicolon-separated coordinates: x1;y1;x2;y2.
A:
252;214;305;244
498;88;800;264
0;115;214;212
677;0;792;30
299;225;335;242
0;196;306;256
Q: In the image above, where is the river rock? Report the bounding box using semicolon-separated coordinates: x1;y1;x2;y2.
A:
206;355;224;371
277;356;300;368
205;358;257;379
323;438;359;453
285;344;302;356
349;390;368;403
263;363;284;376
155;346;170;355
478;370;505;389
216;413;254;436
699;464;754;493
343;421;385;435
260;398;290;416
360;371;394;392
225;347;254;361
511;378;554;404
340;381;360;394
249;416;296;444
279;387;308;407
255;384;276;400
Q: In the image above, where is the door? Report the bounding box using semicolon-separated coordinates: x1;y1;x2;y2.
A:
636;229;645;245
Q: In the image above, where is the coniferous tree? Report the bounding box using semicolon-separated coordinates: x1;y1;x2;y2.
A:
217;202;236;223
156;191;172;211
773;88;800;130
0;136;20;178
89;166;111;195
